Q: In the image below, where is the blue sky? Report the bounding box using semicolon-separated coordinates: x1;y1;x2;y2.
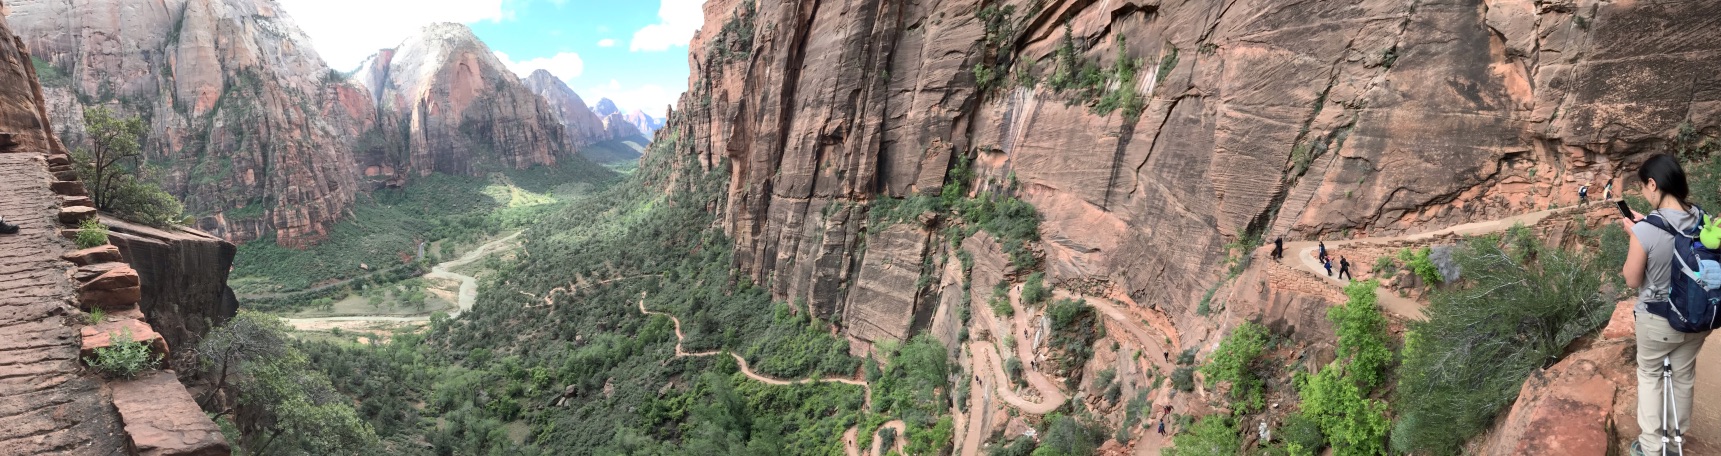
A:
277;0;703;117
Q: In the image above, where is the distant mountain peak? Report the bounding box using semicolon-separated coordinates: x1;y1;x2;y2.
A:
593;98;620;117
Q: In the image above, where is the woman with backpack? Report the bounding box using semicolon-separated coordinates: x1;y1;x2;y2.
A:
1620;154;1714;456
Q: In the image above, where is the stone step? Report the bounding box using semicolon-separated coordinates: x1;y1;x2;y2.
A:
63;245;122;265
80;318;168;360
52;169;77;181
59;206;96;225
80;285;142;311
74;262;139;292
50;180;87;196
110;371;231;456
46;153;70;167
60;195;93;207
48;164;73;173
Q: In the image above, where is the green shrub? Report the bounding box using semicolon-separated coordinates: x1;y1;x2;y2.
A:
1391;234;1612;454
1035;415;1102;456
1370;255;1396;278
85;329;159;379
1021;272;1049;307
1171;366;1196;392
1401;247;1442;285
76;218;109;248
1165;414;1239;456
1279;412;1325;454
85;308;105;326
1331;281;1393;388
1200;321;1270;412
1299;365;1389;456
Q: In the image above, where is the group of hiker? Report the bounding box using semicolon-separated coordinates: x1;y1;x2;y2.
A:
1268;236;1351;281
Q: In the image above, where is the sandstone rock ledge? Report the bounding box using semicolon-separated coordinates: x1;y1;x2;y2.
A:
111;371;230;456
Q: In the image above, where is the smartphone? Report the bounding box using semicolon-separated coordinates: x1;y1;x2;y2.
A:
1618;200;1636;221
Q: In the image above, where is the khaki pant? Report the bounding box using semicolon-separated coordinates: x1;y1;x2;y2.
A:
1637;310;1712;452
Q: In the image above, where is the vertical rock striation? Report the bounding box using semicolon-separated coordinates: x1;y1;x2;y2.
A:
665;0;1721;328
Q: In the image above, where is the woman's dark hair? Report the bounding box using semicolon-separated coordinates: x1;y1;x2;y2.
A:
1637;153;1690;204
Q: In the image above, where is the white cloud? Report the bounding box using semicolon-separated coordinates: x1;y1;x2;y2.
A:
586;79;681;116
629;0;707;52
278;0;509;72
597;38;616;47
493;51;585;79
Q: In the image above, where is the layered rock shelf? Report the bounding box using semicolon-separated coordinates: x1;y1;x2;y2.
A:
0;6;230;453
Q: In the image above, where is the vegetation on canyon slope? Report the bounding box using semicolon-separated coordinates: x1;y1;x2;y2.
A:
231;163;615;303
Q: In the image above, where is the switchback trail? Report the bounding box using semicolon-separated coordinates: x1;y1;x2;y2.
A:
634;297;898;455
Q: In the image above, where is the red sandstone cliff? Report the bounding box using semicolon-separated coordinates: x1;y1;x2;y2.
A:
522;69;636;161
354;23;572;177
668;0;1721;337
6;0;368;248
623;109;663;137
662;0;1721;450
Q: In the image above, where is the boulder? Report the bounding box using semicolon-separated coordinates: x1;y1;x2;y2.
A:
49;180;86;196
1601;300;1635;340
80;318;169;360
78;263;140;291
80;286;142;310
110;371;231;456
62;245;123;265
1478;340;1635;455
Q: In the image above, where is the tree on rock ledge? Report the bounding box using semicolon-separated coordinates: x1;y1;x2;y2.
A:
73;106;183;226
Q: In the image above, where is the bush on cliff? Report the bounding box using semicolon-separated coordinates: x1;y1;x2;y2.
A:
1390;230;1612;455
75;217;108;249
85;329;159;379
1200;320;1270;413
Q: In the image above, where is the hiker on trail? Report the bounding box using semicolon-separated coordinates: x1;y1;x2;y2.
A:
1163;351;1169;362
1579;184;1589;205
1273;237;1284;261
1323;256;1333;276
1338;256;1352;280
1604;180;1614;201
1157;420;1166;435
0;216;17;235
1318;241;1327;262
1619;154;1714;456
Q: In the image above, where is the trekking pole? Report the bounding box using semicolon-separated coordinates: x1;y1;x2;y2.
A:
1662;356;1684;456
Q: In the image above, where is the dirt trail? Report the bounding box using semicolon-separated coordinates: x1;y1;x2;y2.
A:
1279;205;1721;446
635;297;896;454
282;232;520;330
843;420;905;456
1280;206;1573;320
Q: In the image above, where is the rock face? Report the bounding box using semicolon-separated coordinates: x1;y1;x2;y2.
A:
354;22;571;177
667;0;1721;328
623;109;662;137
523;69;610;150
7;0;367;247
102;215;238;352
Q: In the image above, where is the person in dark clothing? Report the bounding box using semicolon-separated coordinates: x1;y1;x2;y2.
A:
0;216;17;235
1324;257;1333;276
1273;237;1284;260
1579;184;1589;205
1163;351;1169;362
1338;256;1352;280
1157;420;1166;435
1318;241;1328;262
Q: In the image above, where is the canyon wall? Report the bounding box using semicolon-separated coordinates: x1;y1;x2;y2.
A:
354;23;574;177
667;0;1721;345
4;3;595;247
6;0;368;247
103;215;238;354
